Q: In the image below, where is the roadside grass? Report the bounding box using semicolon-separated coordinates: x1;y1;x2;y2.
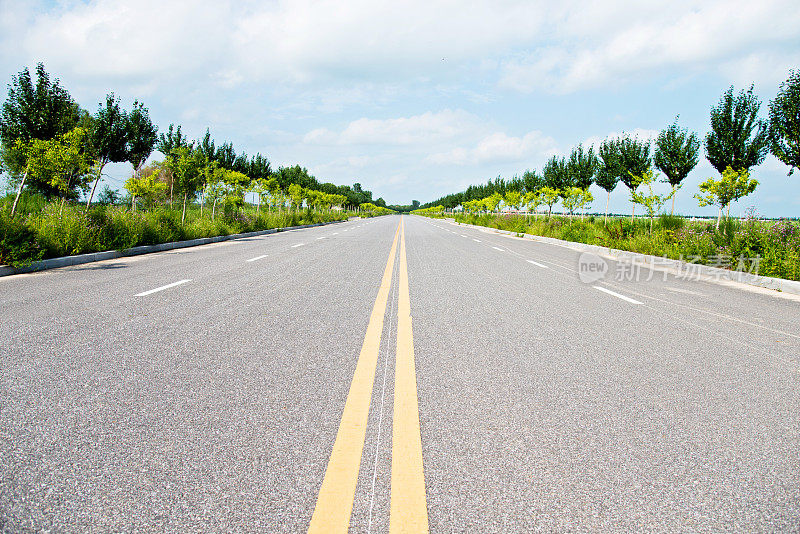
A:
434;212;800;281
0;194;354;268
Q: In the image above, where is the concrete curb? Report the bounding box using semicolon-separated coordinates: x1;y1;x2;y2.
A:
0;219;345;277
438;217;800;296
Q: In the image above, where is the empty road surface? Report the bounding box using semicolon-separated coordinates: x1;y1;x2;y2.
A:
2;214;799;532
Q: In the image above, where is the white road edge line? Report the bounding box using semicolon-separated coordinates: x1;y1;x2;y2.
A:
492;246;504;251
135;279;191;297
526;260;549;269
292;243;305;248
593;286;643;304
246;255;268;262
473;239;481;242
316;237;326;240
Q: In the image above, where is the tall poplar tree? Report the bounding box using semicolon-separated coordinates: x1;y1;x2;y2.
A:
86;94;128;210
654;118;699;214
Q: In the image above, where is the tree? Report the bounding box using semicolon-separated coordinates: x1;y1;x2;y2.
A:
125;100;158;181
252;176;277;215
521;169;542;193
125;169;166;211
769;70;800;175
288;183;304;211
157;123;187;156
204;165;227;220
539;186;560;217
629;170;674;232
504;190;522;212
543;156;570;191
617;135;651;221
567;144;599;190
222;169;250;212
11;127;93;216
561;187;584;216
597;138;621;223
166;145;204;223
484;192;503;213
0;63;85;197
523;190;543;217
695;167;758;228
654;118;699;214
86;94;128;210
198;129;216;162
705;85;769;176
157;123;188;205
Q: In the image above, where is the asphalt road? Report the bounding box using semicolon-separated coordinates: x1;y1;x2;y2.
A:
1;214;799;532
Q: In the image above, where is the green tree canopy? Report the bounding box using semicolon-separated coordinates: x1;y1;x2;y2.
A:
125;100;158;178
705;85;769;175
596;138;621;194
157;123;188;156
695;166;758;228
543;156;570;191
769;70;800;175
0;63;86;193
654;118;700;214
567;144;599;190
86;94;129;209
617;135;651;191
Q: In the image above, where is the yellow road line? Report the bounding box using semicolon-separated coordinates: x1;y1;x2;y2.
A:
390;217;429;533
309;221;401;534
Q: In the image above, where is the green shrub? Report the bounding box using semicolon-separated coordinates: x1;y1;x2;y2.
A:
657;213;685;232
0;210;44;267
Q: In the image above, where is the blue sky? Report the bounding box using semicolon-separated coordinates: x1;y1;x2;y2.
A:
2;0;799;215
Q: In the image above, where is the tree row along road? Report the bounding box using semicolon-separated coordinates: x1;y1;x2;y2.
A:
1;215;799;532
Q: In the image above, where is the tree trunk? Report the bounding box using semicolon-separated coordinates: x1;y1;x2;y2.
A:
170;179;174;207
670;188;676;216
182;193;187;224
631;203;635;223
716;206;722;230
212;197;218;220
10;165;29;218
85;163;105;212
131;195;137;212
604;190;610;224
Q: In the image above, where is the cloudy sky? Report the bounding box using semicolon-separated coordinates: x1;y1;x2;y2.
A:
2;0;799;215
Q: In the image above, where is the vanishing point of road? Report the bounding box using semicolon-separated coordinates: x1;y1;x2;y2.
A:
2;215;799;531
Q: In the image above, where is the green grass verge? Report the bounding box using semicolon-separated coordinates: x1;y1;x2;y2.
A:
430;212;800;282
1;195;355;268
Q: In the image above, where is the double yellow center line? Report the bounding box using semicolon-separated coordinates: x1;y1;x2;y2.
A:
309;217;428;533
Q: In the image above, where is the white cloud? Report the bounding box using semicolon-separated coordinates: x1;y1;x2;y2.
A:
304;109;479;146
302;110;556;168
499;0;800;93
428;131;557;165
4;0;798;102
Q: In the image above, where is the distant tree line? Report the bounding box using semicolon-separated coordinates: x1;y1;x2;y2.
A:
0;63;385;218
421;70;800;227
